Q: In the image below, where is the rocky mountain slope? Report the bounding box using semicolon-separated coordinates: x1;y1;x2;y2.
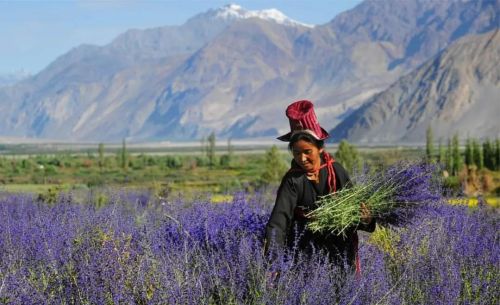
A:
0;0;497;142
330;30;500;144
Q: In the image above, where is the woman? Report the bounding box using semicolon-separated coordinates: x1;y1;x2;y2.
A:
265;100;375;273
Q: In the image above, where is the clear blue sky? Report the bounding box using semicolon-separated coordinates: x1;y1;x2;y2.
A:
0;0;362;76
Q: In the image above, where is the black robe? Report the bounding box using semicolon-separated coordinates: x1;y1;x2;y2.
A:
265;158;375;266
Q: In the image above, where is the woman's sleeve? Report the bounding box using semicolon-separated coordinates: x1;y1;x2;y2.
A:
264;175;298;253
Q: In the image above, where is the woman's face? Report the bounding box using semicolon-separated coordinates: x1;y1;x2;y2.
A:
291;139;324;172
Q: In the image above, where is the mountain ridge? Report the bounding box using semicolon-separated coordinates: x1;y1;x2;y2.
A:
0;0;498;142
329;30;500;144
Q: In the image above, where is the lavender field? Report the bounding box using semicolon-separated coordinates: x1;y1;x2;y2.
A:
0;187;498;304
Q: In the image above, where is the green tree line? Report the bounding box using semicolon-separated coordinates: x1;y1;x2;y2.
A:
426;126;500;175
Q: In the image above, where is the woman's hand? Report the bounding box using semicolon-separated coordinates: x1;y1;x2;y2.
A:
360;202;372;225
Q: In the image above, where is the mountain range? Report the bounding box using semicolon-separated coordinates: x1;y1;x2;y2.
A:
0;0;498;143
330;30;500;144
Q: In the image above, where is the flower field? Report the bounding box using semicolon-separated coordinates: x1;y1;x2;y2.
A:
0;188;498;304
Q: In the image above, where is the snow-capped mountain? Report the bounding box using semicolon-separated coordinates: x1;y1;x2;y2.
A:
212;4;314;28
0;0;497;143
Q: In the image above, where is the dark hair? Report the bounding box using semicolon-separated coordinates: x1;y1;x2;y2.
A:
288;131;325;151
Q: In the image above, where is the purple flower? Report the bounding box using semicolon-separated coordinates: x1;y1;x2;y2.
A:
0;188;497;304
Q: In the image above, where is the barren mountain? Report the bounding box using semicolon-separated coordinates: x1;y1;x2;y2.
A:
0;0;497;142
295;0;499;110
330;30;500;144
137;18;309;140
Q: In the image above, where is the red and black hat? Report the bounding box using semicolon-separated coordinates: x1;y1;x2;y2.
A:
277;100;329;141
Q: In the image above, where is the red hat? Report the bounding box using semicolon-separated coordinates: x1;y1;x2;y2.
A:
277;100;329;141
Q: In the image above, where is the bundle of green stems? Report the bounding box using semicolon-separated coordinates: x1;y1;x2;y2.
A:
306;166;422;237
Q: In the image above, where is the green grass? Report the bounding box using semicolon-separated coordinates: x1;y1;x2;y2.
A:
0;183;88;194
1;145;499;198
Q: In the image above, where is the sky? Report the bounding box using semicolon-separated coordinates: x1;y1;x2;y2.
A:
0;0;363;76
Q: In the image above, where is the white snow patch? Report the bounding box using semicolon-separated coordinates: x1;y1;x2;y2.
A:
215;4;314;28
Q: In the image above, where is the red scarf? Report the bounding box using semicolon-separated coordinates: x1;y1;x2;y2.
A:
320;152;337;193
